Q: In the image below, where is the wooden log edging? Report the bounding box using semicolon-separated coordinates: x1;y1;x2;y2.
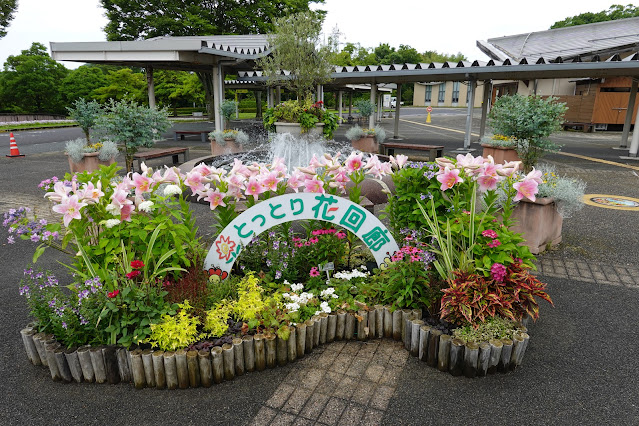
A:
20;314;532;387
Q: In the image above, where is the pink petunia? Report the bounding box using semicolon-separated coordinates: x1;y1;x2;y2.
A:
436;167;463;191
52;195;87;227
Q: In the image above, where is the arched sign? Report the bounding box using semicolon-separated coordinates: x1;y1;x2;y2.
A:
204;193;400;279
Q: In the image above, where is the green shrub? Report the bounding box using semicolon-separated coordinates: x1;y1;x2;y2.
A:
148;301;201;351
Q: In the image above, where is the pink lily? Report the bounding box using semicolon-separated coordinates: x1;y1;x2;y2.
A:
52;195;87;227
287;170;305;193
79;181;104;204
261;171;281;192
131;173;154;196
436;167;463;191
303;176;325;193
526;167;544;184
203;189;227;210
245;177;264;201
44;181;72;203
345;152;363;173
513;178;539;202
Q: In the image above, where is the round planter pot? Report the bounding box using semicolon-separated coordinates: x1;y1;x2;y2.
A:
480;144;520;164
274;122;324;137
210;138;242;157
510;197;563;254
68;152;115;174
351;135;378;153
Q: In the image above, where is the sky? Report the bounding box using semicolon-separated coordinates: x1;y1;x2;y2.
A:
0;0;624;69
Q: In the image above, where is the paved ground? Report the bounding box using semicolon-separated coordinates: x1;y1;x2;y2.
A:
1;114;638;425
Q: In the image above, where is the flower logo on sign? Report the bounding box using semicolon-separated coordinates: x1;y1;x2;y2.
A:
215;235;236;261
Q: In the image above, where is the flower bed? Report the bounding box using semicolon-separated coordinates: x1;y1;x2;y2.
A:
8;151;554;384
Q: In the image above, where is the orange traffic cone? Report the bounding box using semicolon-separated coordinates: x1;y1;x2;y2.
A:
6;132;25;158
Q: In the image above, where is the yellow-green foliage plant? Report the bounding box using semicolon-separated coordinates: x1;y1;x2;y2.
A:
147;301;200;351
204;301;235;338
233;272;268;322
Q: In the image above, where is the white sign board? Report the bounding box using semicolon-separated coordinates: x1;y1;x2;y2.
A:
383;94;391;108
204;193;400;279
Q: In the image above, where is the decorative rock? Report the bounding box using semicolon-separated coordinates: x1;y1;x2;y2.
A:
254;334;266;371
187;350;200;387
152;350;166;389
437;335;452;372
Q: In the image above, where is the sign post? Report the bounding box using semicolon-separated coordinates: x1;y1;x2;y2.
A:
426;106;432;123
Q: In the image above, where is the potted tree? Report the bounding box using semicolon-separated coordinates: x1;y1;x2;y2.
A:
67;98;102;143
258;12;337;138
95;98;171;172
65;138;119;173
219;99;238;130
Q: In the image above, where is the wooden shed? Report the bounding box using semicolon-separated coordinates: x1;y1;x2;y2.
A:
553;77;639;131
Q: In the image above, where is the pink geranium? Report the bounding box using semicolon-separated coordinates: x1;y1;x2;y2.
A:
482;229;498;238
52;195;87;227
436;167;463;191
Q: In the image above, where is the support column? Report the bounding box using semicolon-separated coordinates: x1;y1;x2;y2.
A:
212;64;222;132
338;91;343;122
464;79;477;149
377;93;383;122
276;86;281;105
256;91;263;118
393;84;402;140
628;97;639;157
369;83;377;129
267;87;274;108
146;66;156;109
620;79;637;148
479;80;492;141
348;92;353;118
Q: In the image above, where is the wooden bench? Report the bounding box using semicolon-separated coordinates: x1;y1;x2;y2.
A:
380;142;444;161
174;130;210;142
133;147;189;171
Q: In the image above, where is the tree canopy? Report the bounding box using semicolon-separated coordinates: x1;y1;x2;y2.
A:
550;4;639;28
330;42;466;66
0;0;18;38
100;0;325;41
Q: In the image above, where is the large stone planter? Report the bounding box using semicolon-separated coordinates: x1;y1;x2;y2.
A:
274;122;324;137
481;144;520;164
511;197;563;254
351;135;378;153
68;152;115;174
210;138;243;157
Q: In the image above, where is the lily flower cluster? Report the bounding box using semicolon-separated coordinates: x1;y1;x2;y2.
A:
45;164;185;228
435;153;542;202
184;152;396;211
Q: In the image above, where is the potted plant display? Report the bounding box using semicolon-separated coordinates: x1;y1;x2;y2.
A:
345;125;386;153
65;138;118;173
208;129;249;156
480;134;520;164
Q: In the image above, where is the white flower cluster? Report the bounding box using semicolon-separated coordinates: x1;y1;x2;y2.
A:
320;287;339;299
333;269;369;281
316;301;331;315
282;284;314;313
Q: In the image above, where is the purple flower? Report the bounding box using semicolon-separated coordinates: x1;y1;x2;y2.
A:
275;270;282;279
30;234;40;242
7;236;14;244
61;322;68;329
18;285;30;296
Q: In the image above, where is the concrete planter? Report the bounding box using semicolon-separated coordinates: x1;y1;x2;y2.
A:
210;138;243;157
68;152;115;174
274;122;324;137
351;135;378;153
480;144;520;164
511;197;563;254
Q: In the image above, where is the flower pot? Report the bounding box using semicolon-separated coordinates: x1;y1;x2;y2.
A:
351;135;378;153
210;137;242;157
510;197;563;254
67;152;115;174
274;122;324;137
481;144;520;164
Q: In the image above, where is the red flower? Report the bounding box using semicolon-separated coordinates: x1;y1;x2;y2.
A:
126;270;141;279
130;260;144;269
107;290;120;298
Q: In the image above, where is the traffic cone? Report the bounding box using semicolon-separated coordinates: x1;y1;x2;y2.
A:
6;132;25;158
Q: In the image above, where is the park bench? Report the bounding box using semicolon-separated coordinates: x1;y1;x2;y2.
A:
380;142;444;161
133;147;189;171
173;130;210;142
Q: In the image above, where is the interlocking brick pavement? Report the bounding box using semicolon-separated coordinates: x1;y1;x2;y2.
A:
536;257;639;288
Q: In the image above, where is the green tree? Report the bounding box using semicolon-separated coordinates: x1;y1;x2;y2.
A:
154;70;205;114
67;98;102;142
100;0;325;41
0;0;18;38
0;42;69;113
96;98;171;172
60;65;108;104
550;4;639;28
421;50;466;63
257;11;333;102
92;68;146;103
